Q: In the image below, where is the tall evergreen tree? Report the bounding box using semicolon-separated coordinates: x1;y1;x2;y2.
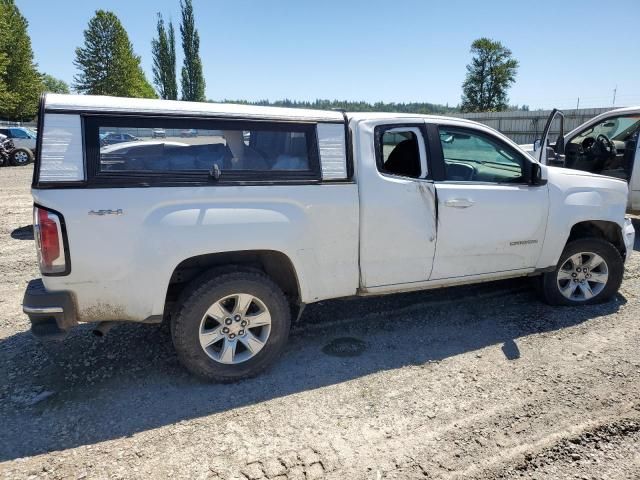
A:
74;10;156;99
0;12;13;116
0;0;43;120
461;38;518;113
151;13;178;100
179;0;205;101
168;19;178;98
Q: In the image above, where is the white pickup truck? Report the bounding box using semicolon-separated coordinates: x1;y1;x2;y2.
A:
24;94;635;381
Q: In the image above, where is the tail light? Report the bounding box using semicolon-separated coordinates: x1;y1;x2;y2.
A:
33;206;68;275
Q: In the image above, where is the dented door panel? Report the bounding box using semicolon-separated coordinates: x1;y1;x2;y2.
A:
356;120;437;287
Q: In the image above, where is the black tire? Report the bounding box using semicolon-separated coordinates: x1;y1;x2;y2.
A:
540;238;624;306
171;269;291;382
9;148;33;166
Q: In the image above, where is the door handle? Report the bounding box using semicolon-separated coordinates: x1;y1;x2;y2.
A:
444;198;475;208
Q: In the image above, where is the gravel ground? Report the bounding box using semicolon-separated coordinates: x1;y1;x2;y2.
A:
1;165;639;479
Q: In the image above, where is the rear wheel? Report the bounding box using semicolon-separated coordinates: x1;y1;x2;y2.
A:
9;148;33;166
171;270;291;381
540;238;623;305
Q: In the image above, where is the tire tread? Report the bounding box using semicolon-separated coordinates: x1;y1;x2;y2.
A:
540;237;624;306
171;268;290;382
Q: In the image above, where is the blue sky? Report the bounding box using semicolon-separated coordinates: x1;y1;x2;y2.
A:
16;0;640;109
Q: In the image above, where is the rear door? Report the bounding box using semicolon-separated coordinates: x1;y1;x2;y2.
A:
431;122;549;279
357;119;437;287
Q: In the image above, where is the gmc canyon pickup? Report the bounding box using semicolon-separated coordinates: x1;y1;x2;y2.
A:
23;94;635;381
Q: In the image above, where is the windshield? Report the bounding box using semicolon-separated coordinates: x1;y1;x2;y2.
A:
572;115;640;143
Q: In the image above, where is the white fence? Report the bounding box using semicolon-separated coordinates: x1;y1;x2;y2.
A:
0;120;37;128
456;108;617;144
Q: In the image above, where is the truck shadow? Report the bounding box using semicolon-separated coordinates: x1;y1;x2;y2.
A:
0;279;628;461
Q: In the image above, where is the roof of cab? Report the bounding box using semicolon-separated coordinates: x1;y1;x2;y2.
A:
44;94;346;123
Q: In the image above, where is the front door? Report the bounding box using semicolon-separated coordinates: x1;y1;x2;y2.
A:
357;121;437;287
536;109;565;165
431;124;549;280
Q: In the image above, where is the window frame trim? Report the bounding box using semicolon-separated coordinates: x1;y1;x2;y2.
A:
82;113;323;187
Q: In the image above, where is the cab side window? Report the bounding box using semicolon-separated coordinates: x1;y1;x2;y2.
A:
439;127;525;183
377;127;425;179
10;128;29;139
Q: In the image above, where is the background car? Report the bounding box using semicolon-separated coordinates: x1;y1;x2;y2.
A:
152;128;166;138
180;129;198;138
100;132;140;146
0;127;36;151
0;126;37;165
524;107;640;212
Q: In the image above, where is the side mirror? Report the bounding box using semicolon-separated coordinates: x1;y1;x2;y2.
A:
529;162;544;185
533;139;541;152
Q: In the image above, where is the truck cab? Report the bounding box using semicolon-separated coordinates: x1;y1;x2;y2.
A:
23;94;635;381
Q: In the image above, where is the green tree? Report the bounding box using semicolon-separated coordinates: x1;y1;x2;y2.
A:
151;13;178;99
216;98;459;115
73;10;156;99
42;73;70;94
0;14;13;116
179;0;205;101
0;0;43;120
461;38;518;113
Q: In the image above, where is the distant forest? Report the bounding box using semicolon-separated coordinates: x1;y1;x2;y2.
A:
217;98;460;114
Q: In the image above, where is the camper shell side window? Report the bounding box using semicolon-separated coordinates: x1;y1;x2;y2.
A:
83;116;323;186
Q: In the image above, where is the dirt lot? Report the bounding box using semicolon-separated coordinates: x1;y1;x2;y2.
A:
1;165;639;479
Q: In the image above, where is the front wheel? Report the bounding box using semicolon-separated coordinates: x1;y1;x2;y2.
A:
540;238;624;306
171;270;291;382
9;148;33;166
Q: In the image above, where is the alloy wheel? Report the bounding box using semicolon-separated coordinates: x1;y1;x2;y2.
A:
198;293;272;364
557;252;609;302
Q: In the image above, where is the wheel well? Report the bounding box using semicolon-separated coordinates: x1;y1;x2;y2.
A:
164;250;301;318
568;220;625;257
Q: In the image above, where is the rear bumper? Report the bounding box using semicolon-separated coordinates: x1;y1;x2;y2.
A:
623;217;636;262
23;279;77;341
